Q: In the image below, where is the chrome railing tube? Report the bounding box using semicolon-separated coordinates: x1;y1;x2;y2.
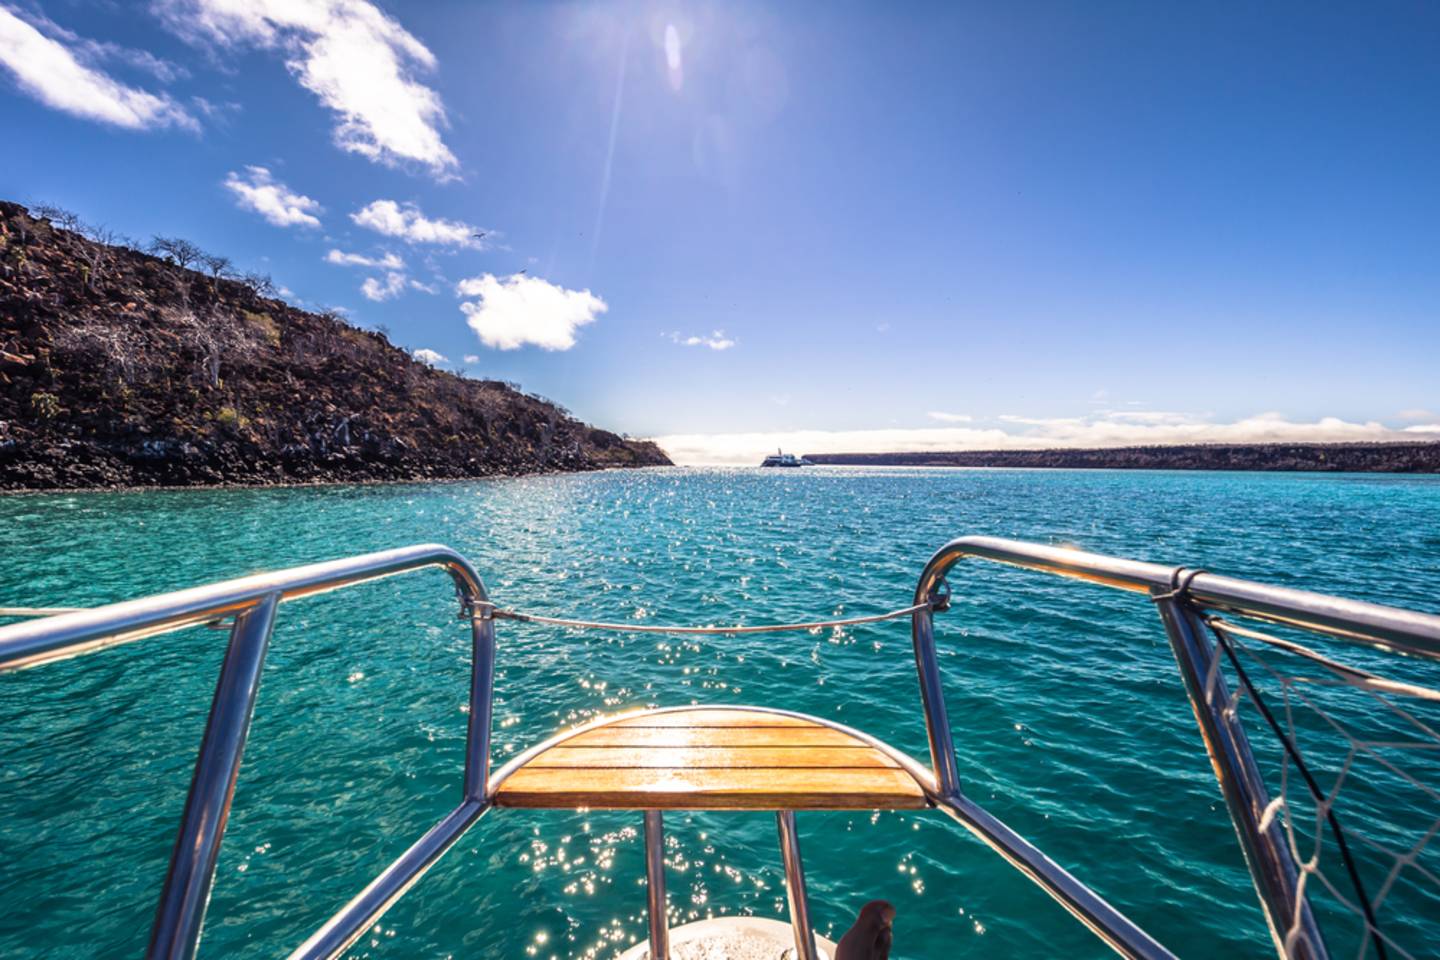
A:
1154;595;1325;960
464;610;498;800
286;799;489;960
146;592;280;960
776;811;820;960
644;810;670;960
0;544;494;960
911;535;1440;960
913;536;1440;659
0;544;488;672
1180;572;1440;659
934;793;1176;960
909;601;962;798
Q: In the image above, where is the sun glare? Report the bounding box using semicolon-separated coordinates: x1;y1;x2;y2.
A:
663;22;683;90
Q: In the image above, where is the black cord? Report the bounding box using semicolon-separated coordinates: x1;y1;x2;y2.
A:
1210;622;1388;960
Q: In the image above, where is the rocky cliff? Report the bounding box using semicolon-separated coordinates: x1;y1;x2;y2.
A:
0;201;670;490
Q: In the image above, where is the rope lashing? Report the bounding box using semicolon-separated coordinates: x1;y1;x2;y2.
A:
3;600;938;634
1149;566;1207;604
471;600;936;635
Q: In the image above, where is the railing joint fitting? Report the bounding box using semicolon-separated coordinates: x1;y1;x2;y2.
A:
928;578;952;613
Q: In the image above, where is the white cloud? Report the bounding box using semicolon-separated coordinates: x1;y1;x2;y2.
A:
17;7;191;83
326;248;404;270
360;271;407;301
156;0;456;176
927;411;972;423
352;199;485;247
666;330;736;351
328;248;433;299
654;412;1440;466
224;166;322;227
463;354;480;364
1091;409;1197;425
456;273;606;351
412;347;447;366
0;7;196;130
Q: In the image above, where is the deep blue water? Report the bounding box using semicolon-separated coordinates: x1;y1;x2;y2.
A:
2;467;1438;959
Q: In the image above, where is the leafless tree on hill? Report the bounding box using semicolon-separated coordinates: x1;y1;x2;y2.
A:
150;236;204;270
167;307;261;389
30;203;82;232
73;224;122;287
52;313;147;385
240;272;277;298
199;254;233;280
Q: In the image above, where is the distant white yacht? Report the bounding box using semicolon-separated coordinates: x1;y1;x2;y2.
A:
760;449;812;467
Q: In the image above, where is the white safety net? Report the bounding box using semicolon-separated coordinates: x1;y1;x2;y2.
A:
1202;616;1440;960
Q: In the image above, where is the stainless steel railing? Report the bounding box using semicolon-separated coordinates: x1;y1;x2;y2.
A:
5;536;1439;959
910;535;1440;960
0;544;497;960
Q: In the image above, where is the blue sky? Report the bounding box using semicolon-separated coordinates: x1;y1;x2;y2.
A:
2;0;1437;462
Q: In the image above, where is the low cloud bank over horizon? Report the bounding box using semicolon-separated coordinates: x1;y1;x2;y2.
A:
653;412;1440;466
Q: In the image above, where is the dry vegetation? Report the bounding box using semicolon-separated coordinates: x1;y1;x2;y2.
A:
0;200;669;490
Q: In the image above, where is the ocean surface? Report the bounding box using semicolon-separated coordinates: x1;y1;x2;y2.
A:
2;467;1439;959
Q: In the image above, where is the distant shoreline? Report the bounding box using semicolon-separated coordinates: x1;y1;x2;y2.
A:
803;441;1440;473
0;464;664;497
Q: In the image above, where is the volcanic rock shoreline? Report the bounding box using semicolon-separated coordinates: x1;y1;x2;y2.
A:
805;442;1440;473
0;201;670;491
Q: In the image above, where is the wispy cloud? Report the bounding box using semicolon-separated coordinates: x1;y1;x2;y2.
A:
0;6;196;130
224;166;321;228
654;412;1440;465
666;329;735;351
328;248;431;299
1090;409;1201;425
16;6;191;83
352;199;486;247
326;248;404;270
927;411;972;423
412;347;447;366
156;0;456;176
456;273;606;351
360;271;407;301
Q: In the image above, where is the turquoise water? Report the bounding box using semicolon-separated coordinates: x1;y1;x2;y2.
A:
2;467;1439;959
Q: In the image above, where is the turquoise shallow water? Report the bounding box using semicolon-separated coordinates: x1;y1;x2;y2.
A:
2;467;1439;959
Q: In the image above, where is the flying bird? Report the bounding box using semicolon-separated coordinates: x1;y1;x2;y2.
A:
835;900;895;960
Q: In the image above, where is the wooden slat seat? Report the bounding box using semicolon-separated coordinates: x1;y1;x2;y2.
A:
493;708;929;810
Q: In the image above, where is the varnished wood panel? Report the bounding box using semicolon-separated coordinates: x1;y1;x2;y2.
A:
494;707;927;811
531;745;901;769
561;726;862;748
498;765;926;810
613;710;818;727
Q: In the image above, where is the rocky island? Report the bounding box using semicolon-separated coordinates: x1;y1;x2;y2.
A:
806;443;1440;473
0;201;670;491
